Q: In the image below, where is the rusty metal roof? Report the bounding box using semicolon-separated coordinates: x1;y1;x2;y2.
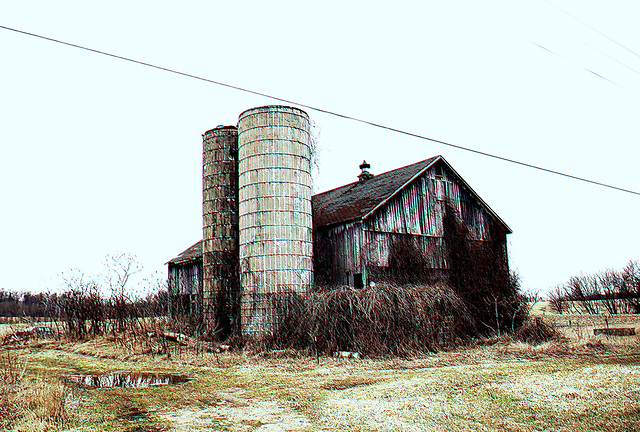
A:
166;240;202;265
312;156;440;228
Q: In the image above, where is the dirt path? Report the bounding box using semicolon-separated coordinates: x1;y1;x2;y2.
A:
158;392;318;432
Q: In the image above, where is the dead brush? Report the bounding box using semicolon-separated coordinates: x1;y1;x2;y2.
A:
1;351;27;385
514;317;563;345
16;380;69;425
267;282;474;357
0;352;70;431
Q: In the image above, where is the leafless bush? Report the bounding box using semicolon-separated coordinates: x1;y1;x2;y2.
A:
557;260;640;315
267;283;473;357
566;274;601;314
443;202;526;336
548;285;569;314
599;269;625;315
619;261;640;313
514;317;562;345
103;252;143;334
55;271;105;338
1;352;27;385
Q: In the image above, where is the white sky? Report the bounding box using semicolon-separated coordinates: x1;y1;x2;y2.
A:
1;1;639;297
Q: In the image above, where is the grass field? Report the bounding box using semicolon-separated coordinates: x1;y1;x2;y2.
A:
1;306;640;431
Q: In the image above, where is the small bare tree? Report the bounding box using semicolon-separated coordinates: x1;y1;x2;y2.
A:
102;252;143;334
599;269;622;315
619;261;640;313
566;274;600;314
548;284;568;314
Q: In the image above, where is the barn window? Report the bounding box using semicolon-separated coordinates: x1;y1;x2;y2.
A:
354;273;364;289
435;164;444;179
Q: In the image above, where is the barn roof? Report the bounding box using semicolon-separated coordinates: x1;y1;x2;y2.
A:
166;240;203;265
311;157;439;228
169;156;511;262
312;155;511;233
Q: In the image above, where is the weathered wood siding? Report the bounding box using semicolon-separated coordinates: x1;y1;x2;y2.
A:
314;162;507;286
167;260;203;316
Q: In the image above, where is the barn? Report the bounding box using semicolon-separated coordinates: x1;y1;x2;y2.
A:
167;155;511;325
312;156;511;288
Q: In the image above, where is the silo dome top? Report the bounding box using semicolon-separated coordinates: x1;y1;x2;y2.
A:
238;105;309;120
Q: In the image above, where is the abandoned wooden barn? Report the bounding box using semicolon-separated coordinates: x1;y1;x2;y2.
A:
312;156;511;287
166;155;511;317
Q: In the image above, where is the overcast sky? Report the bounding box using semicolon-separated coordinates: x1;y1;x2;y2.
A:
1;1;639;297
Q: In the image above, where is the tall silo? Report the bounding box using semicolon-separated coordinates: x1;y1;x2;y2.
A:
202;125;239;339
237;106;313;336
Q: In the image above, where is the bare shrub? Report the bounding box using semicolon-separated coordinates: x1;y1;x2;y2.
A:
103;252;143;334
1;352;27;385
54;270;105;339
268;283;473;357
619;260;640;313
558;260;640;315
599;269;624;315
548;285;569;314
514;317;562;345
443;202;526;336
566;274;600;314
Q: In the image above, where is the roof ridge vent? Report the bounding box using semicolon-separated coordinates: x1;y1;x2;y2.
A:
358;160;374;182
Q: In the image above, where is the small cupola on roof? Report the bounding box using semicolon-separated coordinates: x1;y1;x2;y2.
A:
358;160;374;182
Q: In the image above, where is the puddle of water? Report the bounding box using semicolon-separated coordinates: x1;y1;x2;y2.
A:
63;371;193;388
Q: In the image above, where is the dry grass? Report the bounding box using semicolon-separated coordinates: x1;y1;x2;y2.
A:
0;352;71;432
529;301;640;351
1;310;639;431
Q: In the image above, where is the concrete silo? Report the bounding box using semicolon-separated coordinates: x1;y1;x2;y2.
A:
237;106;313;336
202;125;239;339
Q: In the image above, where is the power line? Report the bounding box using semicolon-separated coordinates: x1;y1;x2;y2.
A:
530;41;639;96
537;1;640;94
544;0;640;61
582;41;640;79
1;24;639;197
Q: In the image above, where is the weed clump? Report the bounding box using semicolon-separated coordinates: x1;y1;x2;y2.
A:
0;353;70;431
263;282;473;357
443;201;526;336
514;317;562;345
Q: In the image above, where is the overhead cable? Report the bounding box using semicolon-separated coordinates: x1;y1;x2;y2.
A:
1;24;639;197
530;41;638;95
544;0;640;61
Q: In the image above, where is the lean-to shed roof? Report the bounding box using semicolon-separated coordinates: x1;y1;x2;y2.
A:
166;240;203;265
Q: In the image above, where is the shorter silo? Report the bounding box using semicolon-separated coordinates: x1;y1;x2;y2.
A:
202;125;239;339
237;106;313;336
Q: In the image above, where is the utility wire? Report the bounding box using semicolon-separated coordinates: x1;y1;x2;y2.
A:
582;41;640;78
530;41;639;95
537;1;640;93
2;24;639;197
544;0;640;61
